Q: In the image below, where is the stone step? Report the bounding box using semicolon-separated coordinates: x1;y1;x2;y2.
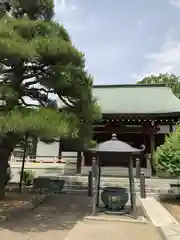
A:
60;175;178;186
64;165;152;177
63;185;168;193
60;176;172;193
63;181;170;188
60;176;172;185
81;167;151;177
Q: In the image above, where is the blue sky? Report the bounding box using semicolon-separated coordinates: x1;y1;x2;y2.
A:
54;0;180;84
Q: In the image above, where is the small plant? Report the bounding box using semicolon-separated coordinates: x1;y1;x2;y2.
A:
22;170;35;186
5;163;12;186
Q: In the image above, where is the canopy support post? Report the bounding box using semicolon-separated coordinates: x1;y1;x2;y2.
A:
92;157;98;216
97;156;101;207
76;151;82;174
128;155;137;218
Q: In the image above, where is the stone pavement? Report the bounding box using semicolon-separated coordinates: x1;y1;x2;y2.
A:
64;220;162;240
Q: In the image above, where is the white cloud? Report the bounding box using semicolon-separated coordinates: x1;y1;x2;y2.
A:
170;0;180;10
132;37;180;80
54;0;77;15
54;0;85;34
137;19;145;28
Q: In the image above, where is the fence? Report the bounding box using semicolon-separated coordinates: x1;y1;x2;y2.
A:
9;154;78;164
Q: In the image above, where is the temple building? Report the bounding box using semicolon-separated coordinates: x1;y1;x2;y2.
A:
13;84;180;177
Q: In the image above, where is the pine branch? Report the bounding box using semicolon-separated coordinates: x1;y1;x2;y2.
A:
0;68;13;74
24;63;47;70
23;74;36;80
67;97;77;106
23;80;39;87
28;87;55;94
20;97;38;107
59;95;75;108
23;92;45;106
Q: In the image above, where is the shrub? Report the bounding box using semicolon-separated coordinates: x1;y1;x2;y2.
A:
155;125;180;177
22;170;35;186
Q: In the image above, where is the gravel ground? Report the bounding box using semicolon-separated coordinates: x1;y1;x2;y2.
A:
0;193;91;240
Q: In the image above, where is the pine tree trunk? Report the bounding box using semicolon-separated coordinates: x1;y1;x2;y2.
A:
0;137;14;199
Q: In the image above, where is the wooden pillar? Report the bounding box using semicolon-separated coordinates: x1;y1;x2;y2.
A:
150;132;155;156
148;122;155;157
76;151;82;174
128;158;133;208
92;157;98;216
149;124;156;175
169;124;173;133
142;127;147;168
58;138;62;159
97;156;101;207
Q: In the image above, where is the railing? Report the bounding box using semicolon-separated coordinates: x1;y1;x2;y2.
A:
10;155;78;164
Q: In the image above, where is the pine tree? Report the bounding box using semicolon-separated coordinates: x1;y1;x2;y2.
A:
155;125;180;177
0;0;100;197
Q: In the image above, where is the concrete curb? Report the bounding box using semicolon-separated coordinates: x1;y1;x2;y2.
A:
158;227;168;240
140;197;180;240
158;224;180;240
139;197;178;227
139;197;150;220
84;215;147;224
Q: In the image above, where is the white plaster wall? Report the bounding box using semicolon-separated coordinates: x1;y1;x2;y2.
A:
61;152;85;164
61;152;78;163
158;125;176;133
173;125;177;132
35;141;81;163
36;141;59;162
10;164;65;182
124;124;176;134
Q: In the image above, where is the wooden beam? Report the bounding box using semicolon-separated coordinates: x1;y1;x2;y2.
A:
94;127;149;134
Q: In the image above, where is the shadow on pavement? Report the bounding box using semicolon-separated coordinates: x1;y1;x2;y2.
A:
0;193;91;234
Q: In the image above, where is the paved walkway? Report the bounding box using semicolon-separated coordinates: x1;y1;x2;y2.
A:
64;220;162;240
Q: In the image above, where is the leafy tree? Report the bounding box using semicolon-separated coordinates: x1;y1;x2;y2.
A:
155;125;180;177
0;0;100;197
137;73;180;98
